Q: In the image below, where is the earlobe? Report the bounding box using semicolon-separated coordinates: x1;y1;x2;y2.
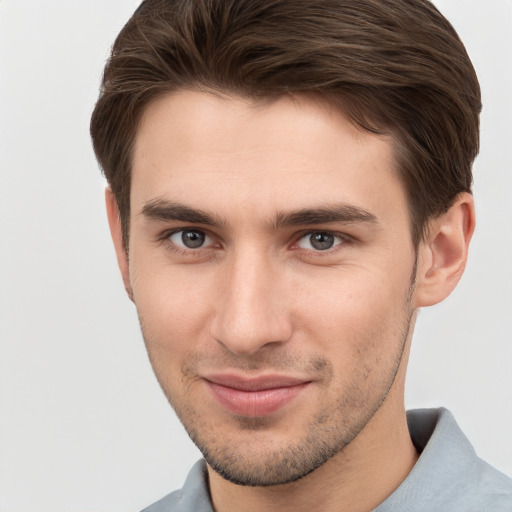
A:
414;193;475;308
105;188;134;301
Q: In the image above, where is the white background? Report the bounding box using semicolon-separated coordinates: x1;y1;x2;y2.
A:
0;1;510;511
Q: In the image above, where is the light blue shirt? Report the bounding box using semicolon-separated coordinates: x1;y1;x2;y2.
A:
142;408;512;511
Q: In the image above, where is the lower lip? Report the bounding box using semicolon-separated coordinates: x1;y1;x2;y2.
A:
205;381;309;417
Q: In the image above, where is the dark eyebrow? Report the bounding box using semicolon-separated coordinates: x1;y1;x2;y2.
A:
140;199;225;227
273;203;378;228
140;199;377;230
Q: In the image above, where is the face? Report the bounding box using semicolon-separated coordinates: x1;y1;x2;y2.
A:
123;91;418;486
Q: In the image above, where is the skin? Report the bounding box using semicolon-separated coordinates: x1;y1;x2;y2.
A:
107;90;475;512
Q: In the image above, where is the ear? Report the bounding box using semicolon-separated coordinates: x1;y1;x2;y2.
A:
414;192;475;308
105;188;133;301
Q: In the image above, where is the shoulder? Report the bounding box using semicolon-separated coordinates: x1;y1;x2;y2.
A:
141;489;184;512
377;408;512;511
140;460;213;512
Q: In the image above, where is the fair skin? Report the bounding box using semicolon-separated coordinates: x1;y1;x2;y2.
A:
107;90;474;512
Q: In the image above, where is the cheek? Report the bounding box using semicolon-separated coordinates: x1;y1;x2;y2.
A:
298;267;406;326
294;269;411;365
130;261;215;356
131;266;213;401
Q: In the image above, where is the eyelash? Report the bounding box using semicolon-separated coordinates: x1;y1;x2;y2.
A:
158;228;354;258
297;230;345;246
159;228;220;257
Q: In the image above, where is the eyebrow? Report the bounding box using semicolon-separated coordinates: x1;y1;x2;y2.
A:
141;199;226;227
140;199;378;229
273;203;378;228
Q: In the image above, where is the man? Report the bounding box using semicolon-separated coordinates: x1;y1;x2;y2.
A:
90;0;511;510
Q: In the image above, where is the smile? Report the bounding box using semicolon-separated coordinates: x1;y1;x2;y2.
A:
204;374;311;417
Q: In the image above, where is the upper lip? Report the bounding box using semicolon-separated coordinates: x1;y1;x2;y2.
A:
204;373;310;391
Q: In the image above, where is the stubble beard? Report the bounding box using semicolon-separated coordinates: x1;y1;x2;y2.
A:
141;264;417;487
187;318;411;487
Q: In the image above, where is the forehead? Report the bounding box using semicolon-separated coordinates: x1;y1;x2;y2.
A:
131;90;407;227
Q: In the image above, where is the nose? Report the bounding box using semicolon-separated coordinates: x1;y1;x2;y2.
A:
209;248;293;355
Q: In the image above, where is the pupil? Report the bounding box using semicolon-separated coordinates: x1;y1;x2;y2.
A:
310;232;334;250
182;230;205;248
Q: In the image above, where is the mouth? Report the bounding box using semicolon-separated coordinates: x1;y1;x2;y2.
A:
203;374;311;417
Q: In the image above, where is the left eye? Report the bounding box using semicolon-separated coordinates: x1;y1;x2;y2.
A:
169;229;212;249
297;232;344;251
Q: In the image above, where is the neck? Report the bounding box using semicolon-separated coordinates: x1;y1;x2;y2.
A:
207;390;418;512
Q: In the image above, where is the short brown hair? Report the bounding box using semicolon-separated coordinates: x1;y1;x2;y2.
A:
90;0;481;247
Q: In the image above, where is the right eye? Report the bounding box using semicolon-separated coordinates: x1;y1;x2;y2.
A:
169;229;213;249
296;231;345;251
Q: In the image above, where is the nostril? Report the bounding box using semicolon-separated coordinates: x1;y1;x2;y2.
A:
209;311;293;356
